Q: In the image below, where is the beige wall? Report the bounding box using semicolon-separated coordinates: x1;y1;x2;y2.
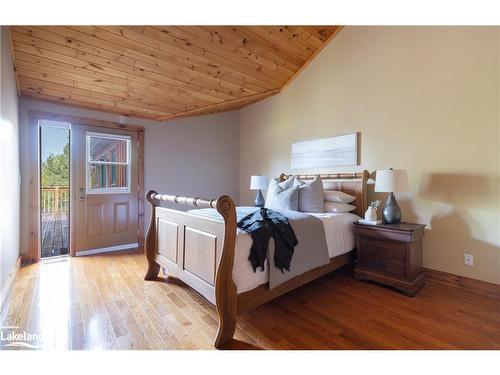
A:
18;98;240;255
240;26;500;284
0;26;21;294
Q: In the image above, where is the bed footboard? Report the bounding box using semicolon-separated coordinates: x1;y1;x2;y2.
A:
144;190;237;348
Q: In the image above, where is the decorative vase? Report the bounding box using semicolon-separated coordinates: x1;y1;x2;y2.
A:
364;206;378;221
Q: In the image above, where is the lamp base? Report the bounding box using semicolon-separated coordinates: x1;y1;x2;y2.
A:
382;192;401;224
254;190;265;207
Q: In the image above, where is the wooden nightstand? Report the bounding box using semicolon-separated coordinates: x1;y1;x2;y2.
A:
354;222;426;296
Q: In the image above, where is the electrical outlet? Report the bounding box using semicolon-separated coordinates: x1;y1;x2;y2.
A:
464;253;474;267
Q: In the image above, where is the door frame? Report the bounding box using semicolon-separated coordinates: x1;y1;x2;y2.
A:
27;110;145;263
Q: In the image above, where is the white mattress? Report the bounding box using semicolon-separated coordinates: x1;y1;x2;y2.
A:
232;211;360;293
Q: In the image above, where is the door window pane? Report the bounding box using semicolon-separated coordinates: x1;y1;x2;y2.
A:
40;120;71;258
86;132;130;193
88;136;128;163
89;164;128;189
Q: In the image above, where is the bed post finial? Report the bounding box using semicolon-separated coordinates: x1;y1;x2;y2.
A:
144;190;161;280
214;195;237;349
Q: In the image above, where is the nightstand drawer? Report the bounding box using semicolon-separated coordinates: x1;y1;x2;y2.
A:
359;237;406;260
358;254;406;277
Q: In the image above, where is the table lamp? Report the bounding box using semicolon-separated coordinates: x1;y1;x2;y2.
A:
375;168;409;224
250;175;268;207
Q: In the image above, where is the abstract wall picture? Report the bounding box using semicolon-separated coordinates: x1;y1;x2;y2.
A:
291;133;359;169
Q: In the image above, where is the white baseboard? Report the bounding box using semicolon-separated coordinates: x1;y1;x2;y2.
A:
0;257;21;313
76;243;138;256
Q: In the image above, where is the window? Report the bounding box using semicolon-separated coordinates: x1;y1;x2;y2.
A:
86;132;131;193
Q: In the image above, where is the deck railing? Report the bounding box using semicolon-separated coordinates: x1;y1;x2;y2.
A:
41;186;70;213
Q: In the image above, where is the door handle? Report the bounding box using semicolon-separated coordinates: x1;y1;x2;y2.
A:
79;187;86;201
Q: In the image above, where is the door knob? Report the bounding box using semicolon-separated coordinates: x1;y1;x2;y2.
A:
79;187;85;201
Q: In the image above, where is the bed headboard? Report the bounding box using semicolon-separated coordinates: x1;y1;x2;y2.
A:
279;170;369;217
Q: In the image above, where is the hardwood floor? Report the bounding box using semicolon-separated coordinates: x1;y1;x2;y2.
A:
1;250;499;350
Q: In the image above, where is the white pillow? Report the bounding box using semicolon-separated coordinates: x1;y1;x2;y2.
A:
264;178;299;211
294;175;324;213
324;202;356;213
265;177;293;203
324;190;356;204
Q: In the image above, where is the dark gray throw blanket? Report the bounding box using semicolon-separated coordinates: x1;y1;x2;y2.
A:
237;208;298;273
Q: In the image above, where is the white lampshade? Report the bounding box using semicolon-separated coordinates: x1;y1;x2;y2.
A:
250;175;268;190
375;169;409;193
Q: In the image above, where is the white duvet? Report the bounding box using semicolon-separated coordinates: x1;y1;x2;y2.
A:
231;211;360;293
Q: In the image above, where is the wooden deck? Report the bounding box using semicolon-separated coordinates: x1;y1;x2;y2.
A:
41;212;69;258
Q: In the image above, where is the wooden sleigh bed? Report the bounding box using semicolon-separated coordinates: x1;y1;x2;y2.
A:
144;171;369;348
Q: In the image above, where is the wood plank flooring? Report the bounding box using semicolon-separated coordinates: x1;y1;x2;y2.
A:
1;250;499;350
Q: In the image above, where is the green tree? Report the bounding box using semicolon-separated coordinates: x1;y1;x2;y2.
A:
41;143;69;187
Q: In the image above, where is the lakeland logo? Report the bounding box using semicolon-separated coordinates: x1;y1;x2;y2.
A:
1;326;41;349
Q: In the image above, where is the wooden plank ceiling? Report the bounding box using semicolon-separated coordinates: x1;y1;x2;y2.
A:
10;26;341;121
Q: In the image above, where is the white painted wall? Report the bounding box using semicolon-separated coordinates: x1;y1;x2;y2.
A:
18;98;240;255
0;26;21;296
